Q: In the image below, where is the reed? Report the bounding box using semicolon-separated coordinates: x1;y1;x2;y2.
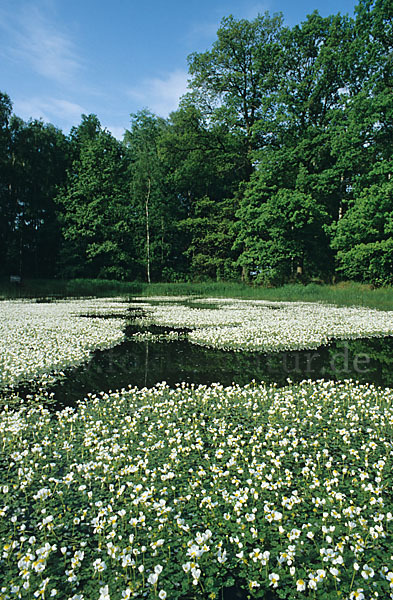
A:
1;277;393;310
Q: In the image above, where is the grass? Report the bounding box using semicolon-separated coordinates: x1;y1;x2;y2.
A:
0;277;143;300
2;277;393;311
138;280;393;311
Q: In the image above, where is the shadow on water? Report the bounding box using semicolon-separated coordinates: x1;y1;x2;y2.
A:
39;325;393;409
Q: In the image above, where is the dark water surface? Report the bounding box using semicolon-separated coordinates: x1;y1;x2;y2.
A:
43;317;393;408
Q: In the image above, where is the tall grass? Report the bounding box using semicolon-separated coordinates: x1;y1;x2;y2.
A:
0;277;143;300
2;277;393;311
136;280;393;311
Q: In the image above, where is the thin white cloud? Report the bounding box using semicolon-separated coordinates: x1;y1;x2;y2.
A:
14;96;127;138
13;97;86;130
128;70;189;117
105;125;126;141
0;1;83;83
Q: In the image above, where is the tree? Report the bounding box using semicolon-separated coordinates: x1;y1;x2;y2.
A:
0;92;13;276
328;0;393;285
124;110;173;282
4;117;69;277
188;12;285;171
160;101;247;280
179;195;239;280
331;164;393;284
57;115;135;279
1;0;391;286
328;0;392;207
235;11;354;282
235;188;329;284
274;11;354;219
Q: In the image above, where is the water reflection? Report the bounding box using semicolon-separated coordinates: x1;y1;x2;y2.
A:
47;333;393;408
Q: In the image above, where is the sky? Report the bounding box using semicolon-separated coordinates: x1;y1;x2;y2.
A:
0;0;358;140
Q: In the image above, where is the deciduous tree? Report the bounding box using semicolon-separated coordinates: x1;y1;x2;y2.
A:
57;115;134;279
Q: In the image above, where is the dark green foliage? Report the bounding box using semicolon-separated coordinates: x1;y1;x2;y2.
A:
56;115;136;279
124;110;178;282
181;195;240;280
328;0;393;285
160;103;245;280
332;175;393;284
235;11;355;283
236;188;331;285
0;109;69;277
188;12;285;158
0;0;392;285
0;92;13;277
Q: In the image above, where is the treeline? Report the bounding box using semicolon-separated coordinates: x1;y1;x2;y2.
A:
0;0;391;285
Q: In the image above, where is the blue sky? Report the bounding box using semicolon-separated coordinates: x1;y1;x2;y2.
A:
1;0;357;139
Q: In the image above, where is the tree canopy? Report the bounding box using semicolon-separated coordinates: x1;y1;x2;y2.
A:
1;0;392;285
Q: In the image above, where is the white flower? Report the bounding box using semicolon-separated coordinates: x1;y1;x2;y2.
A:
191;567;201;585
269;573;279;588
99;586;110;600
187;544;201;559
361;564;375;579
217;549;227;563
147;573;158;585
330;567;340;580
93;558;107;573
249;581;260;589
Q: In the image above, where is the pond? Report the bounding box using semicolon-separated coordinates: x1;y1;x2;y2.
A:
40;317;393;410
3;300;393;600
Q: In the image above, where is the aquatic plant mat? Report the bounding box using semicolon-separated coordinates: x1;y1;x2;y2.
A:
131;297;393;353
0;298;129;390
3;296;393;394
1;380;393;599
1;297;393;599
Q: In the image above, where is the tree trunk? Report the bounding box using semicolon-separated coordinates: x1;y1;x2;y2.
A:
145;178;151;284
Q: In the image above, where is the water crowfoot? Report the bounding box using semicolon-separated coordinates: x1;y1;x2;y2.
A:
0;379;393;599
133;297;393;353
0;298;129;392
